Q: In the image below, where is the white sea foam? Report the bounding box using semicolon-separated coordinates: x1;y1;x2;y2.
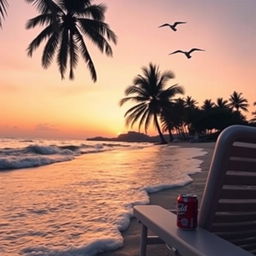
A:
145;177;193;193
0;139;207;256
0;155;75;169
0;139;140;170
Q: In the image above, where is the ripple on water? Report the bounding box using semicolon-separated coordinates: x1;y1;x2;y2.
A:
0;144;207;256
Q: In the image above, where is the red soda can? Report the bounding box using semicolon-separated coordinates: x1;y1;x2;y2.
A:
177;194;198;230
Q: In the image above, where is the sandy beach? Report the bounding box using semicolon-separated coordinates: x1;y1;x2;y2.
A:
99;142;215;256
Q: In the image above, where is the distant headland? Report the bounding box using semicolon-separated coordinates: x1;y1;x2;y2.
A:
87;131;164;143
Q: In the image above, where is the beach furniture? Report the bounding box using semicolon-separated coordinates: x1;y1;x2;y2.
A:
134;125;256;256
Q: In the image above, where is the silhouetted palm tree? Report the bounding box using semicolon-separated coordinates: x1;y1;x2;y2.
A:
161;99;185;142
201;99;215;111
184;96;198;109
161;98;186;142
0;0;7;27
120;63;184;144
229;91;249;113
160;105;175;142
183;96;198;136
216;98;229;109
26;0;117;81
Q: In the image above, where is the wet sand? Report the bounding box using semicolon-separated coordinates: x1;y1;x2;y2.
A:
99;142;215;256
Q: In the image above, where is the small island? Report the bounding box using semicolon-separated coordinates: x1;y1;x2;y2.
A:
87;131;163;143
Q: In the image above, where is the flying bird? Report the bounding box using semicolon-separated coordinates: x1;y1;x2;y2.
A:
158;22;186;31
169;48;205;58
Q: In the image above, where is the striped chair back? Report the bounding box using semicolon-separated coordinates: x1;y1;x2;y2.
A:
199;125;256;254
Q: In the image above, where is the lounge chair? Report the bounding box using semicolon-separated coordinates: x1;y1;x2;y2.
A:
134;125;256;256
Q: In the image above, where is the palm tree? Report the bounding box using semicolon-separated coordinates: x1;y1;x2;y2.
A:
26;0;117;81
201;99;215;111
184;96;198;109
164;98;187;139
160;100;185;142
120;63;184;144
0;0;8;27
229;91;249;113
183;96;198;136
216;97;229;109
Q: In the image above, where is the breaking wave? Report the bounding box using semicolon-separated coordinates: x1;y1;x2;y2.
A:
0;139;147;170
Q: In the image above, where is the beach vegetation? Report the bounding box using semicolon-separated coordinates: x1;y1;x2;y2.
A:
216;97;229;109
25;0;117;81
170;92;249;141
120;63;184;144
120;76;254;142
228;91;249;113
201;99;215;111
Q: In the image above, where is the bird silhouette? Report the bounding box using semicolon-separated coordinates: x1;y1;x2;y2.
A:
158;22;186;31
169;48;205;58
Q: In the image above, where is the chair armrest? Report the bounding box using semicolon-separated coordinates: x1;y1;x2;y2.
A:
134;205;253;256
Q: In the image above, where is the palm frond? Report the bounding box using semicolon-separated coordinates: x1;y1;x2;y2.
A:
59;0;90;13
69;31;79;80
124;85;147;97
120;96;148;106
133;76;148;90
42;30;59;68
240;105;249;112
124;104;146;127
26;13;55;29
57;27;69;79
119;97;133;106
79;4;106;20
138;108;150;131
130;107;148;128
78;18;117;49
144;108;154;132
74;27;97;81
124;103;146;117
25;0;62;14
27;24;54;56
157;70;175;89
159;84;184;99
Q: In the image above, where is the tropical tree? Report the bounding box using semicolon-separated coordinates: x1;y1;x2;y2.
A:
25;0;117;81
216;97;229;109
184;96;198;109
160;99;185;142
201;99;215;111
229;91;249;113
183;96;199;136
120;63;184;144
0;0;7;27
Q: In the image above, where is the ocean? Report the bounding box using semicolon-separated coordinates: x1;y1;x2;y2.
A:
0;137;207;256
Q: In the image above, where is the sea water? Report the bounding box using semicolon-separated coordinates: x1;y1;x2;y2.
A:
0;138;207;256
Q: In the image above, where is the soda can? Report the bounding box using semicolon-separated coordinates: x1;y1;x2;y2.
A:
177;194;198;230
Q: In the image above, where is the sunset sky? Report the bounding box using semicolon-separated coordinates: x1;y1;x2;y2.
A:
0;0;256;139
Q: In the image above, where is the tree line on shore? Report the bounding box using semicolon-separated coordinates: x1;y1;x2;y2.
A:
120;63;256;144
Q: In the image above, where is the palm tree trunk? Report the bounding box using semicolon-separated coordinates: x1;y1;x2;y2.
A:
154;114;167;144
168;128;174;142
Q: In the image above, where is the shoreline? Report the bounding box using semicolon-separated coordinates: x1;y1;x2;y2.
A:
98;142;215;256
